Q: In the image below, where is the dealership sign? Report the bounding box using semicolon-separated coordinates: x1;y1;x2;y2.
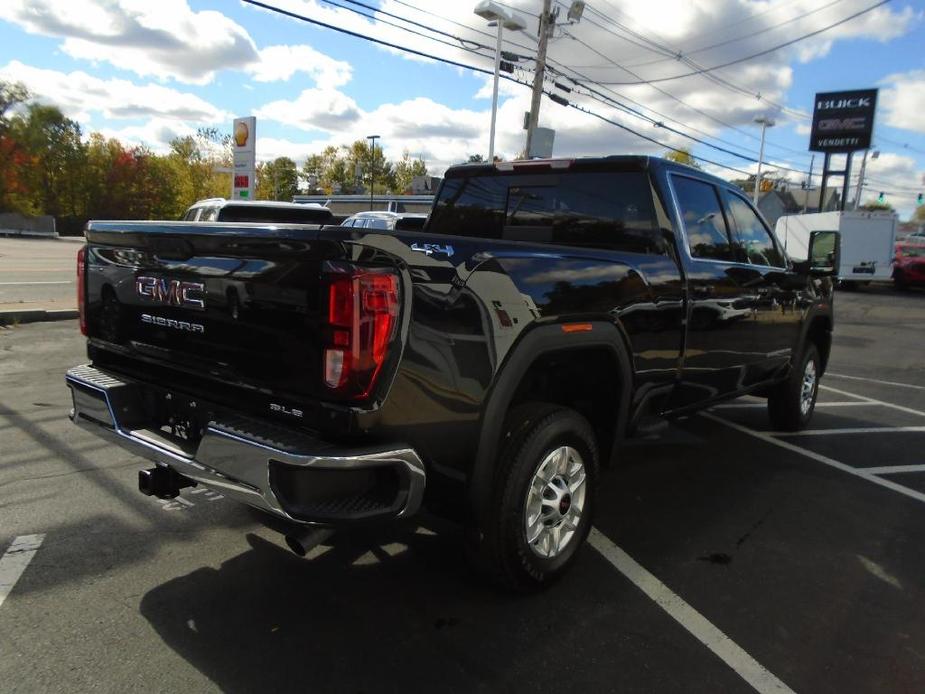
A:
809;89;877;153
232;116;256;199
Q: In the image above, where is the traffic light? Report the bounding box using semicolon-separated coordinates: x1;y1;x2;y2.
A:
918;193;923;205
878;192;885;203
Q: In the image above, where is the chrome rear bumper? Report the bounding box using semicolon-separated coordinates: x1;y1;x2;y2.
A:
65;364;425;524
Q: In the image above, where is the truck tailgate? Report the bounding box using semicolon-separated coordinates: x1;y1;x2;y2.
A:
82;221;395;425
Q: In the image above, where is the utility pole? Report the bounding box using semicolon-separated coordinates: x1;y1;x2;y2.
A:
753;116;775;206
367;134;379;211
853;149;878;210
524;0;553;159
803;154;814;213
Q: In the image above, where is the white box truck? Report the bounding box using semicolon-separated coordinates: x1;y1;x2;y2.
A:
775;211;897;287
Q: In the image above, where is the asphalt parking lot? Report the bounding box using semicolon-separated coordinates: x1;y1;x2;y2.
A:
0;236;81;317
2;286;924;693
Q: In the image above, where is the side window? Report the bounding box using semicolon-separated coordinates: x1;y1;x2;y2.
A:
200;206;219;222
725;193;785;267
672;176;735;261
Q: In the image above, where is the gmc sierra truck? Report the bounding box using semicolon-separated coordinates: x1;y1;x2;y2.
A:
66;157;838;590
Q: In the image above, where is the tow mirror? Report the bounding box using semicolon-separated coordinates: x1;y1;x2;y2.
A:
808;230;840;277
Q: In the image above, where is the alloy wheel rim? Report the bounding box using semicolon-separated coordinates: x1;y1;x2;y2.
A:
800;358;817;416
524;446;587;559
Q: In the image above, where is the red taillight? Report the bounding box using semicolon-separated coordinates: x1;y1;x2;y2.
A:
323;268;399;399
77;246;87;336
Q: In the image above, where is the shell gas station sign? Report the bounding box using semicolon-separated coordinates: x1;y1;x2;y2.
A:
232;116;256;199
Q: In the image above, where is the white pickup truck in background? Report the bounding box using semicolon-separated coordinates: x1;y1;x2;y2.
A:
775;211;898;288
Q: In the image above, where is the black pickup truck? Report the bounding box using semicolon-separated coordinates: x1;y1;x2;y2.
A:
66;156;838;589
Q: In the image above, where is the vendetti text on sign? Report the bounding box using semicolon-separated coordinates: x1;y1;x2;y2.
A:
809;88;878;153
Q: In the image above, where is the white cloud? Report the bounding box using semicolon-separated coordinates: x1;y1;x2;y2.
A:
0;61;230;124
255;89;363;132
881;69;925;133
96;118;198;154
247;45;352;88
0;0;354;90
0;0;258;85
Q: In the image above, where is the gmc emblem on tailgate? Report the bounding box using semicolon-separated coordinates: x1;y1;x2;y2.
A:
135;276;205;310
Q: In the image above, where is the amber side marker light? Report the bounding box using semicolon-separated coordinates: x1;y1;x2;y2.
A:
561;322;593;333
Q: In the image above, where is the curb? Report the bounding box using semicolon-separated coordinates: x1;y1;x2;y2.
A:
0;309;79;326
0;230;60;240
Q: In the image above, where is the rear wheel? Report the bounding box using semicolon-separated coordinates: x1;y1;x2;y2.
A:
470;403;598;592
894;270;909;291
767;343;820;432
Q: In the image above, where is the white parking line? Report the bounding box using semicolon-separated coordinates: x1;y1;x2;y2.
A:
820;385;925;419
826;372;925;391
588;528;795;694
775;426;925;436
703;413;925;505
712;401;870;410
858;464;925;474
0;534;45;609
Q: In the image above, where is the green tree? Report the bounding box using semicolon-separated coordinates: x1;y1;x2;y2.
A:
0;80;32;212
393;150;428;193
0;81;29;133
10;104;86;218
166;129;230;212
256;156;299;201
860;200;895;212
912;205;925;224
664;148;700;169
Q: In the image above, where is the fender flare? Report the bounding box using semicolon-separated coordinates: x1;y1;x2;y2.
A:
467;321;634;525
798;304;833;372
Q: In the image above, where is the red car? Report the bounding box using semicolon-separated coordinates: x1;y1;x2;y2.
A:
893;244;925;289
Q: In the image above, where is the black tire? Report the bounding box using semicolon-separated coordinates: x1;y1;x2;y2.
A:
767;343;820;432
469;403;599;592
894;271;909;291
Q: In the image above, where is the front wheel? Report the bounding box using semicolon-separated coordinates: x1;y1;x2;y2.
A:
471;403;598;592
767;344;820;432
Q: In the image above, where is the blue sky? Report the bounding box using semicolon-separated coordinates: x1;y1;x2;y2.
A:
1;0;924;215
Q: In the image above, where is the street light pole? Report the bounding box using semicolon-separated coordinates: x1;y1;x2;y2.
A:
367;134;379;211
488;20;503;162
753;116;775;206
474;1;526;162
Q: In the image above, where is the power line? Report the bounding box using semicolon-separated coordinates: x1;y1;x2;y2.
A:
556;30;814;163
315;0;490;55
627;0;847;68
570;3;816;124
551;71;811;175
240;0;516;79
558;96;752;176
587;0;891;85
387;0;812;163
876;135;925;156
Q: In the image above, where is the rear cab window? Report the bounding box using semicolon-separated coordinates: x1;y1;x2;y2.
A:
427;167;666;254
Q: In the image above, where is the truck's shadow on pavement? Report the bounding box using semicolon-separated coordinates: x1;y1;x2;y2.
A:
137;523;719;694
